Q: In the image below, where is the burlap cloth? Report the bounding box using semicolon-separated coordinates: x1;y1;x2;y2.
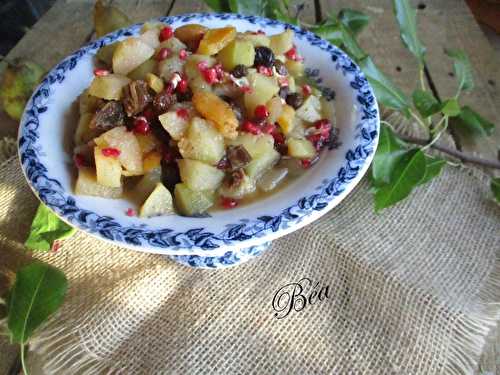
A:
0;131;499;374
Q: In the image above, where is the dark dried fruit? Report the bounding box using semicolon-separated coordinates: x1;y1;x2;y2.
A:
285;92;304;109
89;100;125;130
278;86;289;99
231;64;248;78
226;145;252;170
223;168;245;189
176;88;193;102
274;60;288;76
153;89;177;115
254;46;275;68
122;80;152;116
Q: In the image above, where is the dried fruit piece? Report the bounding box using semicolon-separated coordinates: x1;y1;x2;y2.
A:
174;24;208;51
192;90;238;139
196;26;237;55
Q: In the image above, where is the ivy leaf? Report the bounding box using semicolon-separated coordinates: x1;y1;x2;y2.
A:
452;106;495;138
445;49;474;92
25;203;76;252
7;262;68;344
491;178;500;203
229;0;265;16
374;149;427;211
371;124;407;186
441;98;461;117
203;0;231;12
338;9;370;36
359;56;411;117
310;21;344;46
412;89;441;118
419;156;446;185
393;0;426;65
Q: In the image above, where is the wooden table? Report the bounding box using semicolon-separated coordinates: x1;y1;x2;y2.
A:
1;0;499;373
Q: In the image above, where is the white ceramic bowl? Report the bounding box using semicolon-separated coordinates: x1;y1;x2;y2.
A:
18;13;379;268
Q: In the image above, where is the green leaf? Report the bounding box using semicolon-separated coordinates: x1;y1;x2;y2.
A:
452;106;495;138
445;49;474;92
441;98;461;117
371;124;407;186
203;0;231;12
419;156;446;185
338;9;370;36
374;149;427;211
310;21;344;46
339;23;367;61
7;262;68;344
412;89;441;118
393;0;426;65
229;0;265;15
359;56;411;117
25;203;76;252
491;178;500;203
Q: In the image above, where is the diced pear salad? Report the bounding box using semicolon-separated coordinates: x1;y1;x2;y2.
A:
74;23;337;218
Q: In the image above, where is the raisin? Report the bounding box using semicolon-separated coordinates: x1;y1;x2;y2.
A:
278;86;289;99
254;46;275;68
286;93;304;109
232;64;248;78
176;88;193;102
153;90;177;115
274;60;288;76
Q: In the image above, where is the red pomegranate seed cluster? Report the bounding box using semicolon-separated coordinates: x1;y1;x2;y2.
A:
159;26;174;42
73;153;86;168
176;108;189;120
94;68;109;77
302;84;312;96
254;105;269;120
197;62;224;84
177;76;188;93
242;120;261;135
101;147;121;157
133;116;150;134
221;196;238;209
285;46;303;61
156;47;171;61
179;49;188;60
307;119;332;151
126;208;136;217
257;65;273;76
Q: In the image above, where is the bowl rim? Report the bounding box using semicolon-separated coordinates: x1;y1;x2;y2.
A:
17;12;379;256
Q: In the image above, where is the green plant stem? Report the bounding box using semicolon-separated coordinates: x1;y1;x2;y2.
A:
423;116;448;151
409;109;428;132
419;66;426;91
21;344;29;375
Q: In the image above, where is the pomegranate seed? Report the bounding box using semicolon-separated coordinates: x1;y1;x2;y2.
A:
176;108;189;120
159;26;174;42
301;159;312;168
163;149;175;164
213;64;225;80
278;76;289;87
271;130;285;145
216;157;230;170
240;85;252;93
221;197;238;209
202;68;218;84
285;47;298;60
133;116;150;134
302;84;312;96
261;122;275;134
257;65;273;76
156;47;171;61
179;49;188;60
74;153;86;168
242;120;261;135
177;78;188;93
254;105;269;119
102;147;121;157
197;61;209;71
143;107;155;121
164;82;175;95
126;208;136;217
94;68;109;77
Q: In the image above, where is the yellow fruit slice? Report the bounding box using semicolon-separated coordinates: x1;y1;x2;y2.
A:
196;26;236;55
192;90;238;139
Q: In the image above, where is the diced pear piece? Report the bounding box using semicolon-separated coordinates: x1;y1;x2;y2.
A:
96;43;117;65
112;38;155;75
94;146;122;188
217;39;255;71
159;111;189;140
157;56;185;81
266;96;284;124
192;91;238;139
139;28;160;49
158;37;187;53
146;73;164;93
257;167;288;192
134;167;162;203
178;159;224;191
184;54;216;78
79;90;100;114
277;104;296;135
178;117;225;164
128;59;156;80
245;149;280;179
296;95;322;123
139;183;174;218
136;132;161;154
94;126;143;175
75;167;122;198
239;32;270;47
288;138;317;159
88;74;130;100
270;29;294;55
285;59;304;78
244;72;279;115
218;171;256;199
174;183;214;216
196;26;236;55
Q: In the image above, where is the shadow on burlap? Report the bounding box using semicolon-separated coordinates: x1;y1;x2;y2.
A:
0;146;499;374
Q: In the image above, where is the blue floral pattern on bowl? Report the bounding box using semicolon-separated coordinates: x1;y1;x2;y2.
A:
18;13;379;256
